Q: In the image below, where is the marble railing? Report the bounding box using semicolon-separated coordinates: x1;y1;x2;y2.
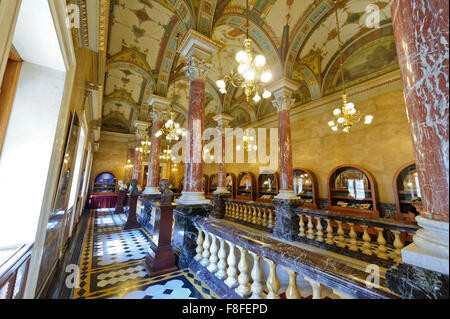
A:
293;208;419;264
224;199;276;231
0;244;33;299
192;216;399;299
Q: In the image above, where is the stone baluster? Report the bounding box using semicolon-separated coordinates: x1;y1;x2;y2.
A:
336;221;346;248
348;223;358;251
307;216;314;239
264;258;280;299
268;211;274;229
375;227;389;259
232;203;237;219
224;241;238;288
207;234;219;273
282;267;301;299
325;219;334;244
262;209;268;227
252;206;257;224
305;276;323;299
238;204;244;220
201;231;211;267
194;227;204;262
299;215;306;237
361;225;373;255
235;246;251;297
257;207;263;225
216;237;227;279
224;202;229;217
242;205;247;222
249;252;264;299
392;230;404;263
316;217;324;242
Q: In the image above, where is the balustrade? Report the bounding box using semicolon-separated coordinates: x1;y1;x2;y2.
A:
224;199;276;231
294;208;418;264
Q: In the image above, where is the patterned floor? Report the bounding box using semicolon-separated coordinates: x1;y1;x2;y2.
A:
72;209;217;299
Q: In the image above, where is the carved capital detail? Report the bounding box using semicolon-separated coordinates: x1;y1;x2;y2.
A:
272;90;296;112
184;56;211;80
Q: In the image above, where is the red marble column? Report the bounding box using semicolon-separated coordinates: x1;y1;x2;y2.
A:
132;136;143;181
391;0;449;222
217;130;226;189
145;119;163;193
184;78;205;193
278;109;294;192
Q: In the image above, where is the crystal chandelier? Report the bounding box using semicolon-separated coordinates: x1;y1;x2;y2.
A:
328;0;373;132
236;131;257;152
136;136;151;155
155;80;186;141
160;146;172;160
216;0;272;102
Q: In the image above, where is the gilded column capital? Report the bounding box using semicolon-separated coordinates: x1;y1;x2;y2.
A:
149;95;170;122
133;120;150;139
267;78;301;112
184;56;211;80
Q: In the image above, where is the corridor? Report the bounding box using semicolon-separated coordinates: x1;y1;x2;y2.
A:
69;210;217;300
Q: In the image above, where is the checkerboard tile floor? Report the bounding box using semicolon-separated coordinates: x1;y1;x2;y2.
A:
72;210;217;299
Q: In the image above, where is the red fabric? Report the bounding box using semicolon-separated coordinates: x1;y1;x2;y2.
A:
89;194;118;209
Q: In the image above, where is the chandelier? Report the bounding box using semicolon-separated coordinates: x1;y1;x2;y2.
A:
236;130;257;152
216;0;272;102
136;135;151;155
328;0;373;132
125;159;133;169
155;111;186;141
160;146;173;160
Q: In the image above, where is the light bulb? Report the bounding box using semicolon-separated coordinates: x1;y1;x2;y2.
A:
343;127;350;132
332;126;338;131
243;136;248;141
244;70;256;81
348;108;356;115
210;155;214;160
253;93;261;102
220;87;227;94
337;117;345;124
365;115;374;124
333;108;341;116
249;136;254;141
175;123;180;128
261;71;272;83
262;90;271;99
254;55;266;67
236;51;248;63
345;102;355;110
236;145;241;151
216;79;226;89
253;145;258;151
176;128;182;134
238;64;248;75
328;121;335;127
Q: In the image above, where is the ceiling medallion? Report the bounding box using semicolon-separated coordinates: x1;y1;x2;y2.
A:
328;0;373;133
216;0;272;103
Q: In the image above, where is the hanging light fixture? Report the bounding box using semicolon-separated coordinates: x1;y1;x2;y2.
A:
216;0;273;102
160;146;173;160
328;0;373;132
236;130;258;152
155;80;186;141
136;135;151;155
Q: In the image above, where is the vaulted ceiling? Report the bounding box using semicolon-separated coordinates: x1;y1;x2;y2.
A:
102;0;397;133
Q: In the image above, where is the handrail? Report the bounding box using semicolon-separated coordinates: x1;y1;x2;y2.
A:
192;216;399;299
0;244;33;299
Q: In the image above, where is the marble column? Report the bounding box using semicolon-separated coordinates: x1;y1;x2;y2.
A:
132;121;150;189
176;30;221;205
213;113;234;194
390;0;449;275
125;142;135;185
267;78;302;240
143;95;170;195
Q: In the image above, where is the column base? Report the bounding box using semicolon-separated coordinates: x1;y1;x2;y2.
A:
213;187;230;195
272;197;302;241
274;190;298;200
402;216;449;275
142;187;161;195
176;191;210;205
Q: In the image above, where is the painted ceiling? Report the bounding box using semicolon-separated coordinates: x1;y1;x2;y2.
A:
102;0;398;134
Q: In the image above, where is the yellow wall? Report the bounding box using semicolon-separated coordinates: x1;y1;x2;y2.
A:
204;89;415;205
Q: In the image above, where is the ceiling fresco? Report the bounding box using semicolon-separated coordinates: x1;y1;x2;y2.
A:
101;0;399;134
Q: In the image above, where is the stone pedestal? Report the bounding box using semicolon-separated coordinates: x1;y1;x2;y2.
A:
211;192;231;219
172;204;212;269
386;263;449;299
114;190;127;214
143;202;178;277
272;198;302;241
138;193;161;231
124;194;139;230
